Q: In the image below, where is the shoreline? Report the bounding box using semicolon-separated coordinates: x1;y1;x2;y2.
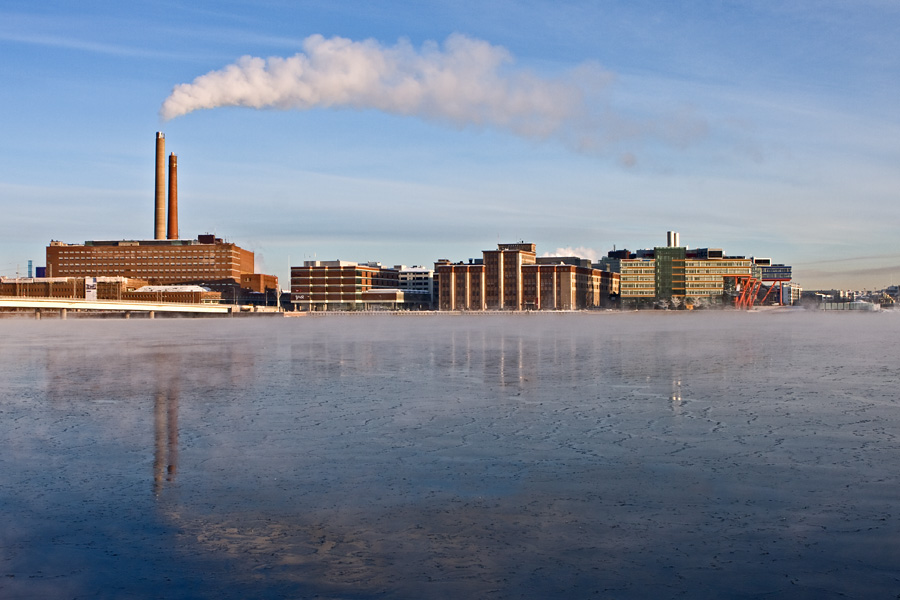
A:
4;305;883;320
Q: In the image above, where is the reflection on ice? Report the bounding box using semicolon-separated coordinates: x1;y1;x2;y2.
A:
1;312;899;599
670;379;683;413
153;381;178;496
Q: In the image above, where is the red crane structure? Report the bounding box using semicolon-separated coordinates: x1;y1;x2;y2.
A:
724;274;762;309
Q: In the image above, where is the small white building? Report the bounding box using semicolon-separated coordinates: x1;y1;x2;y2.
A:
780;282;802;305
395;265;434;305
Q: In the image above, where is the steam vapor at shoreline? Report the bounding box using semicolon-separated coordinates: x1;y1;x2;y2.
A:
160;34;707;157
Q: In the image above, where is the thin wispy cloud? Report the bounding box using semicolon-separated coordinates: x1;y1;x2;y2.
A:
0;30;182;59
160;34;708;158
157;25;308;51
0;11;190;60
794;253;900;266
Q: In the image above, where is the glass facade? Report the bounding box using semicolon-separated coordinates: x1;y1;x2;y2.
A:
654;247;686;299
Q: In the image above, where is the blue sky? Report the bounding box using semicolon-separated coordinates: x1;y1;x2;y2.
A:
2;0;899;290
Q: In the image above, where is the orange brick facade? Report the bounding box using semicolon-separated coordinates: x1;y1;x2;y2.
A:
240;273;279;293
436;243;618;311
0;277;221;304
46;237;255;285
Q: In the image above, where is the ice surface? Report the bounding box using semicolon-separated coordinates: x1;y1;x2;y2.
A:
1;311;899;599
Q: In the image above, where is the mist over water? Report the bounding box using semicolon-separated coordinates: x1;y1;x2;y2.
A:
2;312;899;599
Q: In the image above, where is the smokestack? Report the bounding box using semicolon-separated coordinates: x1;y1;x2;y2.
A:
154;132;166;240
666;231;680;247
167;153;178;239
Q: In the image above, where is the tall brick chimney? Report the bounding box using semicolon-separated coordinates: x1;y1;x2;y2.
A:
167;153;178;239
154;132;166;240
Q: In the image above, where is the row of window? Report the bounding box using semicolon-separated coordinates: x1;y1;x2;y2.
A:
684;261;749;267
55;268;226;274
61;260;229;267
55;253;236;259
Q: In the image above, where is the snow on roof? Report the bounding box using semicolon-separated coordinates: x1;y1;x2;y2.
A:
134;285;211;293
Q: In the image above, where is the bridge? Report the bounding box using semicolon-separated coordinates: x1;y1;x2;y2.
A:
0;296;231;318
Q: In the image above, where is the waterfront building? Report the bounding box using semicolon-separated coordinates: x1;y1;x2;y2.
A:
125;285;222;304
483;243;537;310
779;281;803;305
0;276;221;304
750;258;796;305
40;133;278;303
683;256;753;301
435;243;618;311
434;259;486;311
597;233;759;308
240;273;279;294
290;260;430;311
654;246;686;299
45;235;255;285
1;276;144;300
610;258;656;306
521;263;618;310
395;265;435;306
751;258;793;282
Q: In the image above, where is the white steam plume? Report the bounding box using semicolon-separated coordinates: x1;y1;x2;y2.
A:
542;247;601;261
160;34;705;156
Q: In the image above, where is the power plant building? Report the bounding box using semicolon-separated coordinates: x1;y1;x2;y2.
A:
46;236;255;284
44;133;275;294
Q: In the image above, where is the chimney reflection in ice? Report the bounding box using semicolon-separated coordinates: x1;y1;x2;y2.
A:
151;353;180;496
153;383;179;496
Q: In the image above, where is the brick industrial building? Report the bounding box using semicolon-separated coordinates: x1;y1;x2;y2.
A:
0;276;221;304
435;243;619;311
45;235;255;284
42;133;277;302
